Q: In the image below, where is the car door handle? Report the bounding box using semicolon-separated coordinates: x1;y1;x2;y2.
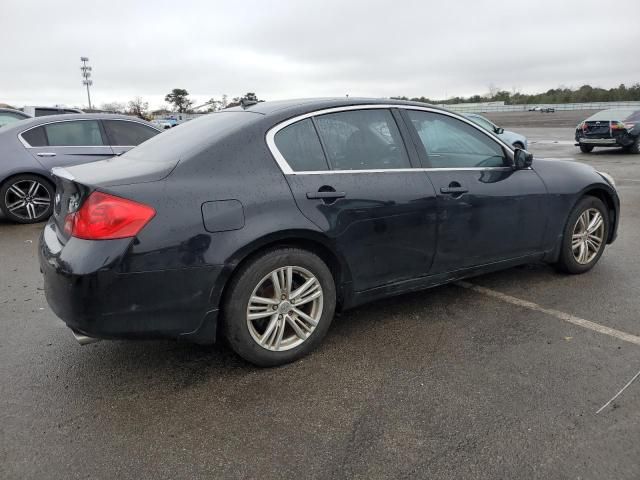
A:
306;191;346;200
36;152;56;157
440;186;468;194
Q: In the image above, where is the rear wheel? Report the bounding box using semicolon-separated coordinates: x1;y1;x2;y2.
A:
579;144;594;153
223;248;336;367
627;136;640;154
0;174;54;224
556;196;608;274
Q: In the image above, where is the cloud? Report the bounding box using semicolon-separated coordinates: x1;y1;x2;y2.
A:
1;0;638;109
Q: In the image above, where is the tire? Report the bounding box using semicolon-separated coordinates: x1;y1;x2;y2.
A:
513;142;525;150
222;247;336;367
579;144;594;153
627;136;640;154
0;174;54;224
556;196;609;274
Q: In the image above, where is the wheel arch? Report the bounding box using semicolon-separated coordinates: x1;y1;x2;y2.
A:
213;229;353;314
581;186;618;243
0;170;55;191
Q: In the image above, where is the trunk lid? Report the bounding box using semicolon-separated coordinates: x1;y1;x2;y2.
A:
583;121;611;138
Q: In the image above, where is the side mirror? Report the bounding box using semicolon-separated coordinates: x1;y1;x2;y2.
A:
514;148;533;169
495;127;504;134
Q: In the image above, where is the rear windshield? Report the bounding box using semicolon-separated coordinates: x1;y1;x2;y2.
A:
121;111;261;163
587;109;638;121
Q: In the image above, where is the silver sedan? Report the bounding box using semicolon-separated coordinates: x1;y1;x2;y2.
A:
0;114;161;223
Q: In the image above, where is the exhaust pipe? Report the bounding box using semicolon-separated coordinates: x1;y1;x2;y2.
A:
71;329;101;345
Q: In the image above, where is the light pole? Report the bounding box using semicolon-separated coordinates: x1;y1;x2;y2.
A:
80;57;93;110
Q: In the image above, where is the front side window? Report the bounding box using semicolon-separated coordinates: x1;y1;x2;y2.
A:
274;118;327;172
44;120;104;146
407;111;507;168
103;120;159;146
314;109;410;170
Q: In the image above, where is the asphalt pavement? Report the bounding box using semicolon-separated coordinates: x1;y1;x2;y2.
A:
1;124;639;479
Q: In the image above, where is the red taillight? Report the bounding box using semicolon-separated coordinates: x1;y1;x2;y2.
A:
64;191;155;240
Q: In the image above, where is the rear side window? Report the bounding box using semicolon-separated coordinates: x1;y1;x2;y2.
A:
103;120;159;146
44;120;104;146
314;109;410;170
21;126;47;147
274;118;328;171
407;110;507;168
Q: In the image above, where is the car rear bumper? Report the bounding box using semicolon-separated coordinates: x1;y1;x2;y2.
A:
39;221;223;344
575;131;637;147
578;138;618;145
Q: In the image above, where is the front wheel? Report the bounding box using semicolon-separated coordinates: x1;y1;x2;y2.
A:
223;248;336;367
0;174;54;224
626;137;640;154
556;196;609;274
579;144;594;153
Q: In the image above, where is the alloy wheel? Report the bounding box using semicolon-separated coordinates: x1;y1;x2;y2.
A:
4;179;52;221
571;208;605;264
246;266;323;351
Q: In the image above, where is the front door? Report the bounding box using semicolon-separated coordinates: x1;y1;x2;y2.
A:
402;109;549;274
271;108;438;292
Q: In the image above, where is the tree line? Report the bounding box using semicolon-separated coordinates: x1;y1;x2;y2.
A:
100;90;263;119
392;83;640;106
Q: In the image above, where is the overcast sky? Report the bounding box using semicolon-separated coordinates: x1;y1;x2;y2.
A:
2;0;638;110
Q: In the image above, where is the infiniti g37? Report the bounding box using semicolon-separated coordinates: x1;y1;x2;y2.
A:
39;99;619;366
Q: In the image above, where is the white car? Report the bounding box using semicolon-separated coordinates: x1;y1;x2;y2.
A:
464;113;528;150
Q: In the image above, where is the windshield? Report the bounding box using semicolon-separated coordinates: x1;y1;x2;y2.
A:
587;109;638;121
466;115;496;132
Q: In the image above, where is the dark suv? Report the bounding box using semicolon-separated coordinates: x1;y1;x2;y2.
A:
575;108;640;153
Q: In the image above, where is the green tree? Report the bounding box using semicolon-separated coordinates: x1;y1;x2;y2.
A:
165;88;194;113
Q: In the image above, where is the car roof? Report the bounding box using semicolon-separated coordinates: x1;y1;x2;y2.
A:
226;97;448;117
0;113;159;134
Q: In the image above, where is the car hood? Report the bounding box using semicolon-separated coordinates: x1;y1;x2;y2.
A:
498;129;527;147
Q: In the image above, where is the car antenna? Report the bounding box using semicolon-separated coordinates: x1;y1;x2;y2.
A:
240;98;258;109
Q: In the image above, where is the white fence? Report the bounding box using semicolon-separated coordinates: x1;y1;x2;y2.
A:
440;101;640;113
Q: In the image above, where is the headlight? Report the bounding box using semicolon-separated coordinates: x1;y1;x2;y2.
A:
597;171;615;187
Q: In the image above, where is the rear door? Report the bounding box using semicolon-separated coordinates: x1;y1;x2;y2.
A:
102;119;160;155
22;119;114;169
270;107;438;292
401;108;549;274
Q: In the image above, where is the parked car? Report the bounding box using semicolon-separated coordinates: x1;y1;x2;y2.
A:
39;98;619;366
0;108;32;128
575;108;639;154
541;107;555;113
22;106;84;117
0;114;161;223
464;113;528;149
528;106;555;113
151;119;173;130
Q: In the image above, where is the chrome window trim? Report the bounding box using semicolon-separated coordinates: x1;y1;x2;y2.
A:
265;104;515;175
18;118;161;148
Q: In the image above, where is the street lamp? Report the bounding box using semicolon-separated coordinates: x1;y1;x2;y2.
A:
80;57;93;110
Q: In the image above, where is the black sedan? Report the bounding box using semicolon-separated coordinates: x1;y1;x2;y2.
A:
40;98;620;366
575;108;639;153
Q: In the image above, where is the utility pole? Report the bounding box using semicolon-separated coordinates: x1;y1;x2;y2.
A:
80;57;93;110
